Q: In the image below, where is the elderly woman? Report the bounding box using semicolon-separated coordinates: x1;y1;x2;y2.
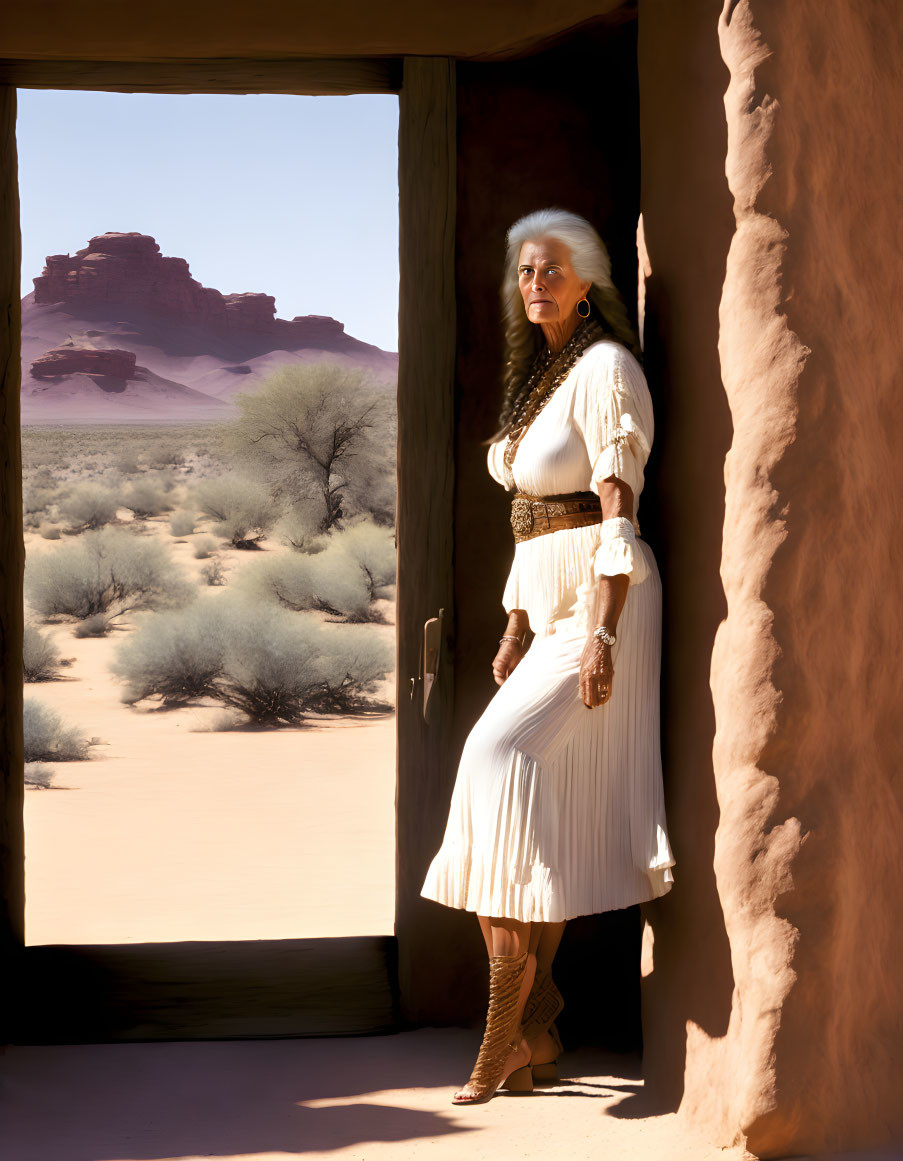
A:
420;208;676;1105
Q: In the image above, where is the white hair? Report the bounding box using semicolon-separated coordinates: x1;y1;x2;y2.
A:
494;207;640;437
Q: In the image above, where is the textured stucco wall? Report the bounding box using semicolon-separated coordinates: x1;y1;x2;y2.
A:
641;1;903;1156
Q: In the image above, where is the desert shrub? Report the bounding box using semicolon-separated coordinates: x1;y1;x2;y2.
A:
311;622;394;712
23;483;62;521
169;509;197;537
23;699;92;761
25;526;196;621
334;519;396;597
110;597;392;723
144;443;186;469
192;534;219;559
23;624;62;681
191;476;278;548
73;613;114;638
273;505;329;554
58;483;120;530
200;558;229;586
113;451;141;475
232;541;371;621
110;602;226;705
39;525;62;540
216;603;392;721
24;762;57;789
122;479;173;519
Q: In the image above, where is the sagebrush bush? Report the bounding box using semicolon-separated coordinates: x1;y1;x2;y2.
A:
335;519;396;597
144;444;186;469
311;621;394;712
58;483;120;530
113;452;141;475
24;761;57;789
273;505;329;554
191;476;278;547
192;534;219;559
200;558;228;586
23;624;62;681
232;541;371;621
122;479;172;519
110;602;226;705
109;596;392;723
23;699;92;761
23;483;62;522
25;526;196;621
169;509;197;537
73;613;114;638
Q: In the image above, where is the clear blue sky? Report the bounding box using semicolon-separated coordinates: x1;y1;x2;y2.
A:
16;90;400;352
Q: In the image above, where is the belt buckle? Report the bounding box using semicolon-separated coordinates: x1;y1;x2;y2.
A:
510;496;535;540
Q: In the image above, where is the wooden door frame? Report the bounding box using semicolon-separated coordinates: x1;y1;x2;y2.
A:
0;56;457;1041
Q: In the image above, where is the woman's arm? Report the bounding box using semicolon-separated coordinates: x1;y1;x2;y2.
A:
579;476;634;708
492;608;530;686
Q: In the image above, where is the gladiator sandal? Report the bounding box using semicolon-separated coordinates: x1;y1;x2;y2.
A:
452;951;533;1105
518;965;565;1086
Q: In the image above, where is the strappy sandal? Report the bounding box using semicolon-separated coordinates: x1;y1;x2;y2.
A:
452;951;533;1105
516;965;565;1086
528;1021;564;1085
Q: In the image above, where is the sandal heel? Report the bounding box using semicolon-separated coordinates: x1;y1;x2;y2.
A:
501;1065;534;1093
531;1061;559;1084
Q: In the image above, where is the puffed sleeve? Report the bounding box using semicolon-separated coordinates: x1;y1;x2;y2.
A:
487;438;513;490
575;343;654;586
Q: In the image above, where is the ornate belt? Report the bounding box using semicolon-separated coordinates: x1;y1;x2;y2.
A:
510;490;604;543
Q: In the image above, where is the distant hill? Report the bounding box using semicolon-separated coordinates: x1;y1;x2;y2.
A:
20;232;398;425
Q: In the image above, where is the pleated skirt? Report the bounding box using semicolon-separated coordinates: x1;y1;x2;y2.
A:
420;542;675;922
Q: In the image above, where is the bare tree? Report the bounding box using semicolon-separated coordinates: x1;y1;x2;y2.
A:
223;362;395;533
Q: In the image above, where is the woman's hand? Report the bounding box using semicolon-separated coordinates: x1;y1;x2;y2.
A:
579;636;614;707
492;639;524;686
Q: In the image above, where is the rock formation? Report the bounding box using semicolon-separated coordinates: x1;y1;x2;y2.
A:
33;232;348;350
30;346;137;379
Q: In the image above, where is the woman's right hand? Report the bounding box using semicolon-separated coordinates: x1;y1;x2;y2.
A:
492;639;524;686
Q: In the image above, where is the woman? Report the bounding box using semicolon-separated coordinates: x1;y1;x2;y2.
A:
420;208;676;1104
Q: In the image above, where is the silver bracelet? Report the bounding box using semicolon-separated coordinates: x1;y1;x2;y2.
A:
592;625;617;646
499;634;523;646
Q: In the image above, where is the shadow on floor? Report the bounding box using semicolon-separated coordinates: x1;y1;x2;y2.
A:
0;1030;655;1161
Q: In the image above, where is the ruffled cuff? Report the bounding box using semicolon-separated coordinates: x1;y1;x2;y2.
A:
592;517;649;586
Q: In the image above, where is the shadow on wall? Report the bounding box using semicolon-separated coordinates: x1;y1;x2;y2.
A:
632;0;738;1111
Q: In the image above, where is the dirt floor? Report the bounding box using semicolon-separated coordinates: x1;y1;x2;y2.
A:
1;1030;762;1161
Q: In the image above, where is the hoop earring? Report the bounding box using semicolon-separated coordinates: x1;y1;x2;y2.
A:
576;297;591;318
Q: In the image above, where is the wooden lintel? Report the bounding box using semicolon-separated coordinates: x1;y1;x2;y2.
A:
0;57;401;95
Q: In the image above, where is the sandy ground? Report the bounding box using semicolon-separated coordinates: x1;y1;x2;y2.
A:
0;1029;765;1161
23;511;396;945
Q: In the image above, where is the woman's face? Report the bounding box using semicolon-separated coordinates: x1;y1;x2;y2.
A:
517;236;591;328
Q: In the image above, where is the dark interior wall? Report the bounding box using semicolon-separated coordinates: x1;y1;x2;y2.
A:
634;0;736;1113
433;21;645;1042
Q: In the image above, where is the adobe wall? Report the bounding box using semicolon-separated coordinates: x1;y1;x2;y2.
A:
640;1;903;1156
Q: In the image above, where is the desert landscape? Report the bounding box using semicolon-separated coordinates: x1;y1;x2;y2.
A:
21;239;400;945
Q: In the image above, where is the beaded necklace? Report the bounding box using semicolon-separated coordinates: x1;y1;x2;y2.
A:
502;317;605;489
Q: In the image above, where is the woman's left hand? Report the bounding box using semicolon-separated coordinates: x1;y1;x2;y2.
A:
579;637;614;708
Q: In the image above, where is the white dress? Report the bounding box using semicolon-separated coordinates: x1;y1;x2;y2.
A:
420;339;676;922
